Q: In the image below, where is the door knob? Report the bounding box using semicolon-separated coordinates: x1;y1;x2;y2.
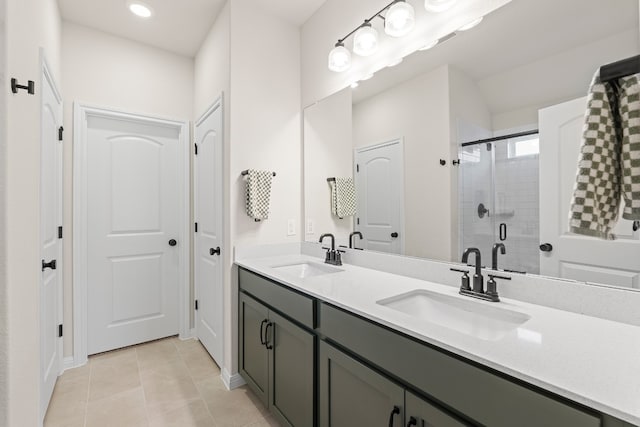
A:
210;247;221;256
42;259;57;271
539;243;553;252
168;239;177;246
391;232;399;238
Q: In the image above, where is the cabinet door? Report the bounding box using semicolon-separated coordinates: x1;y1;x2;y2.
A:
319;341;404;427
405;391;468;427
268;311;315;427
239;293;269;406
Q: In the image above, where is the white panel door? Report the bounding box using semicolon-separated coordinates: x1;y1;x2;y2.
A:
40;62;63;419
194;100;224;366
86;114;181;354
355;140;404;254
539;97;640;289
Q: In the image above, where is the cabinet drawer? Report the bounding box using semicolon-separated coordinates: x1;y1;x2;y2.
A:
319;302;601;427
239;267;315;329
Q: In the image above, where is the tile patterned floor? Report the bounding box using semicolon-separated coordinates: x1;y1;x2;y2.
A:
44;337;280;427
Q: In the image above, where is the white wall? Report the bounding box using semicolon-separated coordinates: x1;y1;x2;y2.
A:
353;65;451;260
303;88;353;244
448;66;492;260
226;0;301;376
0;0;7;424
481;28;639;131
5;0;61;424
60;22;195;358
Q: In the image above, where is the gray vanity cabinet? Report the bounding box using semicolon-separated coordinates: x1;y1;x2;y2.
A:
319;340;404;427
238;269;315;427
405;391;467;427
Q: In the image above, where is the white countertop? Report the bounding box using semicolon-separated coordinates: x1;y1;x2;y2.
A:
235;253;640;425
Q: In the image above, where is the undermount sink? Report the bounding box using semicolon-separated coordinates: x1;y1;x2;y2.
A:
377;289;530;341
272;261;343;279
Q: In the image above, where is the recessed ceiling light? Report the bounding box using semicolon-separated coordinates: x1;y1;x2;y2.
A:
458;17;483;31
129;2;153;18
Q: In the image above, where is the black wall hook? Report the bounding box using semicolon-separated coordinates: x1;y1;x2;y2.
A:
439;159;446;166
11;78;35;95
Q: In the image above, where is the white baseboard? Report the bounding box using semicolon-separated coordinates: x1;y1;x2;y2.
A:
62;356;84;372
179;330;196;340
221;367;246;390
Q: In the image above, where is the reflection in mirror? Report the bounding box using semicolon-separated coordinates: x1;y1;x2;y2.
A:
303;0;640;290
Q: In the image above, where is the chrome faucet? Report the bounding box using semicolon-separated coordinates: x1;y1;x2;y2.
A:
349;231;363;249
492;243;506;270
461;247;483;293
319;233;342;266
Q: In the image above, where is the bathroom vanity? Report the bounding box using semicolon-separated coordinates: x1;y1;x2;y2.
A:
236;249;640;427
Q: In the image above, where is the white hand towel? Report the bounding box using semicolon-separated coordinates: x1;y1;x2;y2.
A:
330;177;356;219
245;170;273;221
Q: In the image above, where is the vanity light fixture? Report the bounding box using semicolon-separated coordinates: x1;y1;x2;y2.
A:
128;2;153;18
353;23;379;56
424;0;457;13
385;1;416;38
328;42;352;72
458;16;483;31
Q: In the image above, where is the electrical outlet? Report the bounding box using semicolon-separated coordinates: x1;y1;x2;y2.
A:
287;219;296;236
306;219;315;235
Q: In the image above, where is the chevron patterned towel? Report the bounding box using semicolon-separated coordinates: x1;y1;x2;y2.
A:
245;170;273;221
330;177;356;219
569;70;640;239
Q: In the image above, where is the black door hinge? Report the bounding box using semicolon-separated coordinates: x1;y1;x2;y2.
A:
357;218;360;225
194;143;198;155
58;226;63;239
195;222;198;233
58;324;63;338
195;300;199;310
11;78;35;95
58;126;64;141
356;164;360;172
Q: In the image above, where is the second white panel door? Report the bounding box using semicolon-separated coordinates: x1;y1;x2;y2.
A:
194;100;224;367
86;114;182;355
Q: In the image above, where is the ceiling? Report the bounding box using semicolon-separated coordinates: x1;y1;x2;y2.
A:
57;0;327;57
352;0;639;110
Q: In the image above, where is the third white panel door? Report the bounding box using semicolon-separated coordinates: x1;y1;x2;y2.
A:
539;97;640;289
355;140;404;254
87;114;181;355
195;101;224;366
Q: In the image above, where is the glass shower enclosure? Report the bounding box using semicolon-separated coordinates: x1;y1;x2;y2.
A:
459;133;540;274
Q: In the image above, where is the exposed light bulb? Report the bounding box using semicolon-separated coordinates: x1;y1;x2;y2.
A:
353;24;379;57
387;58;403;67
424;0;457;13
328;43;351;72
350;82;360;89
458;16;483;31
419;39;439;51
385;1;415;38
129;2;153;18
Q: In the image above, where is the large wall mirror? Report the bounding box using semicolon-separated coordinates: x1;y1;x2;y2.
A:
303;0;640;290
